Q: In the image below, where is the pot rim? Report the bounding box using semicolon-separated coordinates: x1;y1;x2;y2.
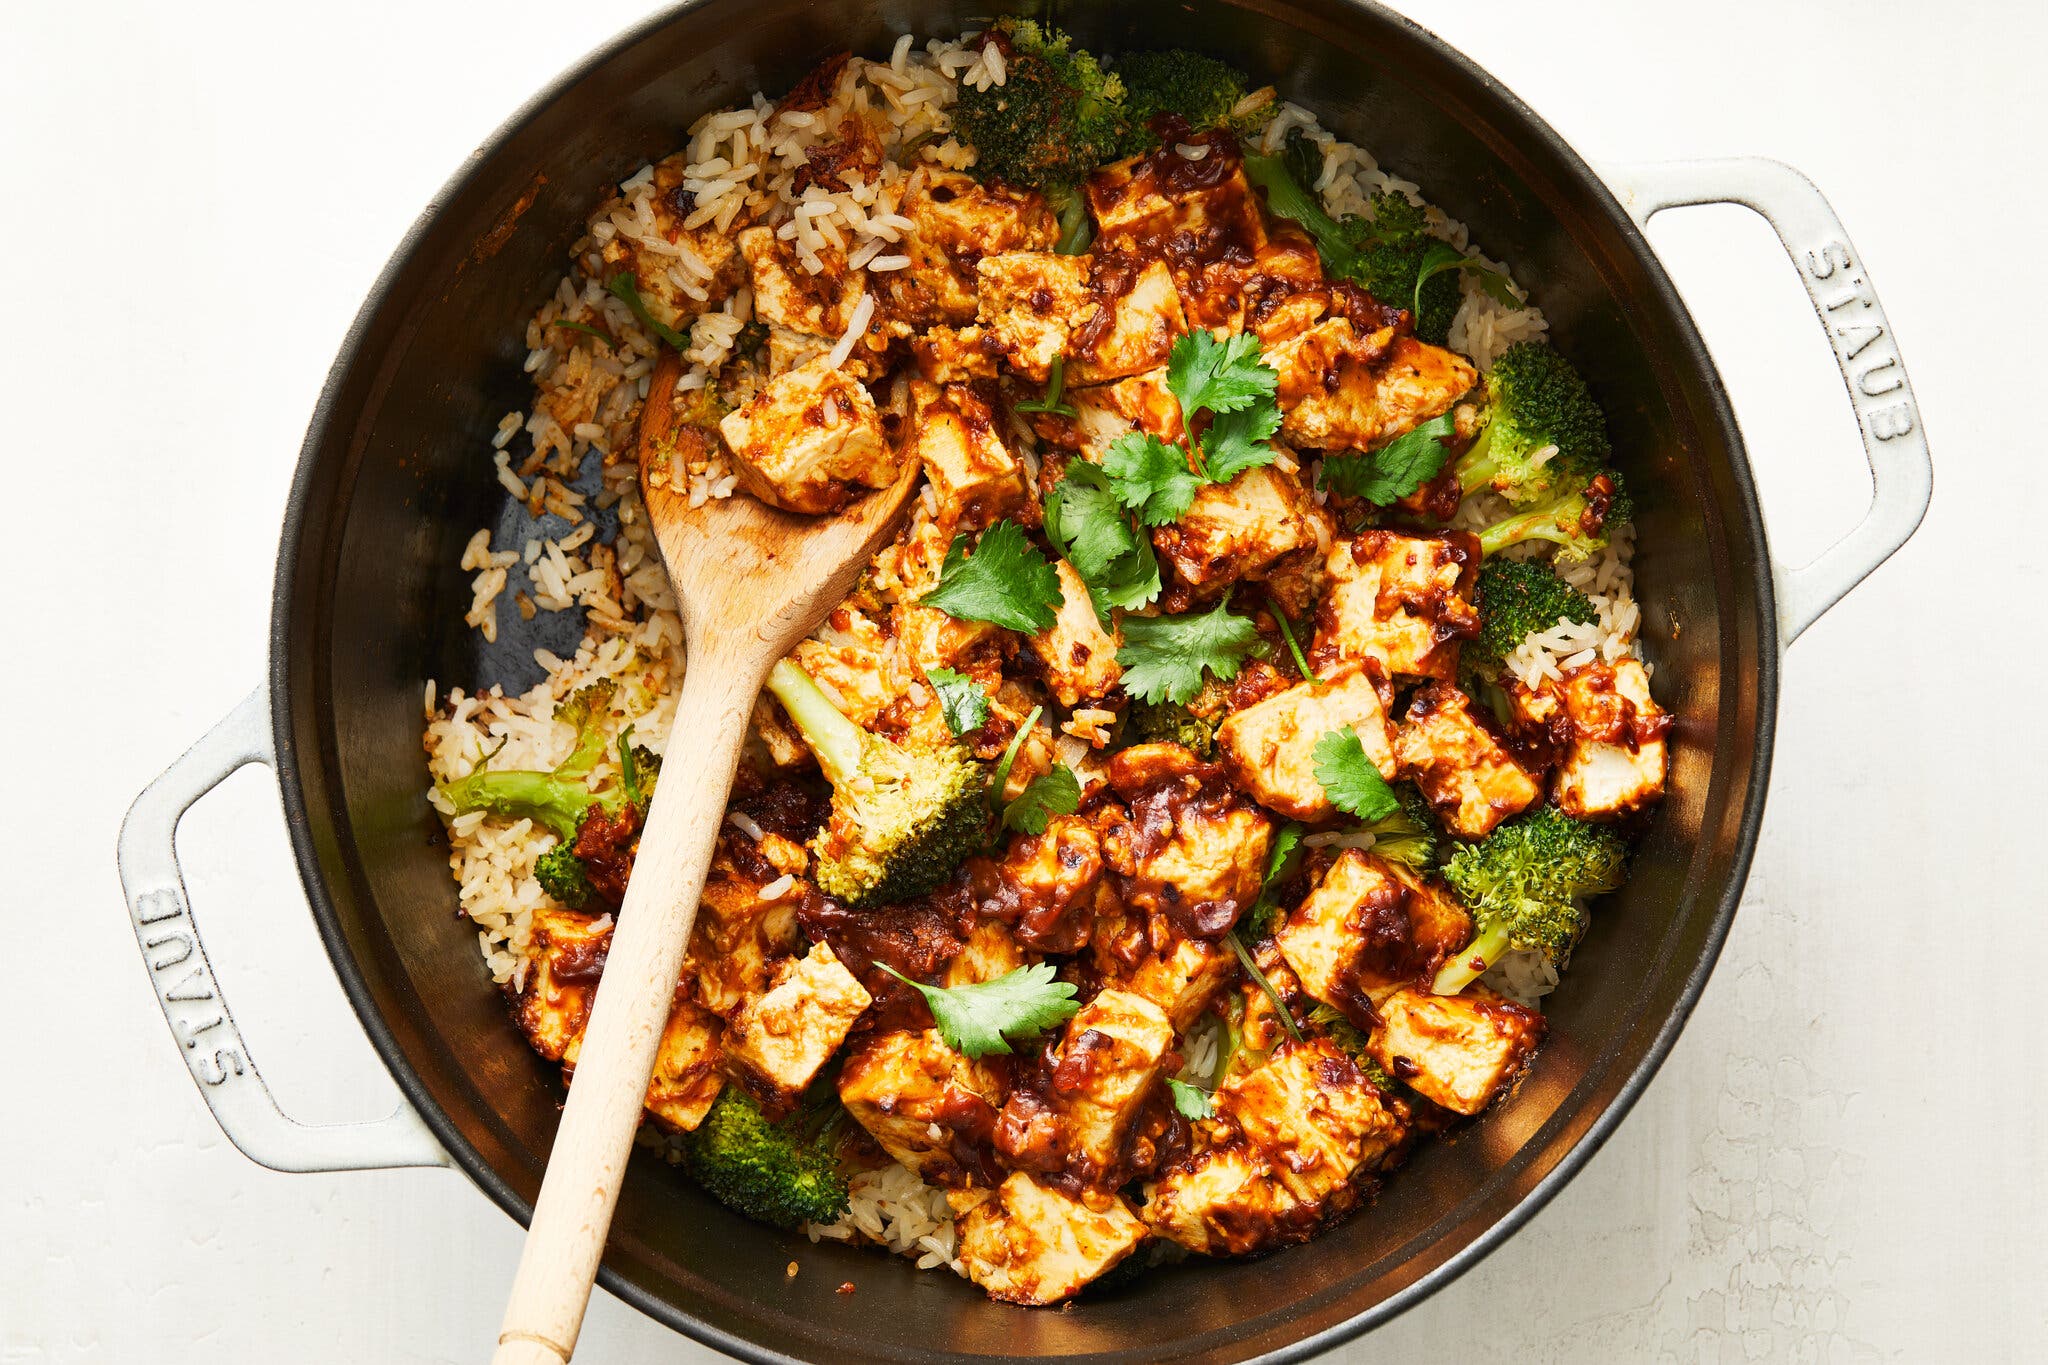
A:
267;2;1778;1359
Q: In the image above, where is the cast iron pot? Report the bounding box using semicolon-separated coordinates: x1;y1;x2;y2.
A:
120;2;1931;1360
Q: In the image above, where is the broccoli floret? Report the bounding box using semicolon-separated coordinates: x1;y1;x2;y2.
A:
765;658;988;908
1362;785;1439;870
533;842;597;909
1475;469;1632;562
1433;805;1627;993
1471;559;1598;670
1455;342;1611;505
1115;49;1266;143
1123;698;1218;758
1240;155;1461;342
682;1088;850;1230
951;22;1132;191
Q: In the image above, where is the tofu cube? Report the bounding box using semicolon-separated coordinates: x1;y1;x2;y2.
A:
978;813;1107;954
1395;681;1543;839
1216;662;1396;821
1024;560;1123;707
597;152;746;331
1275;849;1472;1023
1084;145;1276;334
1141;1141;1314;1256
1553;658;1671;820
722;944;872;1102
838;1028;1008;1186
1051;368;1183;461
1152;461;1331;597
1102;744;1272;933
1043;989;1175;1176
1217;1038;1406;1204
908;323;1002;384
686;842;801;1018
943;918;1027;988
718;359;898;514
640;999;726;1132
879;169;1057;326
1368;985;1544;1116
1312;529;1482;680
790;605;896;728
956;1172;1147;1305
515;908;612;1061
1270;324;1477;452
910;380;1030;528
1090;903;1236;1029
739;225;864;339
977;252;1185;385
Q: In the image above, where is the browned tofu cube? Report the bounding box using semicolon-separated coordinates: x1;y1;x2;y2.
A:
943;918;1028;988
686;840;802;1018
1023;560;1122;707
908;323;1003;384
1215;662;1396;821
597;152;746;332
1553;658;1671;820
1052;368;1184;461
1312;529;1482;680
838;1028;1008;1186
718;359;899;514
1275;849;1472;1023
722;944;872;1102
639;999;726;1132
977;252;1185;384
1396;682;1543;839
1141;1141;1313;1256
970;813;1107;954
956;1172;1147;1304
1085;141;1277;334
1042;989;1175;1178
876;169;1058;326
909;380;1030;528
1216;1038;1406;1204
1092;911;1235;1030
1103;744;1272;935
1153;461;1331;597
738;225;862;338
1271;323;1477;452
1368;985;1543;1116
515;908;612;1061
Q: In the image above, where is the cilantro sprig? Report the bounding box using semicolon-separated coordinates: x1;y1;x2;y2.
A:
1015;356;1078;418
924;667;990;736
1100;331;1283;513
1244;821;1307;937
1318;411;1459;506
877;961;1080;1058
1312;727;1400;821
1044;464;1162;618
1003;764;1080;836
1166;1077;1216;1119
1116;593;1264;706
921;520;1064;632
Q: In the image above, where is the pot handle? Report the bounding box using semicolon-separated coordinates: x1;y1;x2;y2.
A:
1601;157;1931;646
118;689;450;1173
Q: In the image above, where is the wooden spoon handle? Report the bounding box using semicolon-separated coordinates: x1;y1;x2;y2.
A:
491;646;760;1364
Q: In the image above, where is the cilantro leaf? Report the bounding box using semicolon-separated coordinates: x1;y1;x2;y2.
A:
1312;727;1401;821
925;667;990;737
1166;1077;1215;1119
604;272;690;351
876;961;1080;1058
1102;432;1203;527
1413;241;1519;313
550;318;617;348
920;520;1063;632
1203;402;1283;484
1002;764;1081;835
1168;329;1276;419
1116;594;1263;705
1044;464;1162;617
1318;411;1458;505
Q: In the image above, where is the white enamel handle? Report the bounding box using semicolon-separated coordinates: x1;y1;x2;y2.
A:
118;689;449;1173
1602;157;1932;647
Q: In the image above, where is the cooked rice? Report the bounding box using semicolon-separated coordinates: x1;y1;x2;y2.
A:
422;27;1647;1270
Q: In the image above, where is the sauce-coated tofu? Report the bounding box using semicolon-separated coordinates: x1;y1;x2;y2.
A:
838;1028;1008;1186
1217;1038;1405;1204
910;380;1030;529
1269;322;1477;453
1047;368;1183;461
1312;529;1481;680
1043;989;1175;1177
1368;985;1543;1116
1395;681;1542;838
1141;1140;1312;1256
956;1172;1147;1304
971;813;1106;954
1275;849;1471;1023
1216;662;1397;820
1024;560;1122;707
686;839;803;1018
738;225;863;338
1103;744;1272;936
722;943;872;1102
1552;658;1670;820
1152;461;1331;597
719;358;899;514
879;170;1057;326
977;252;1185;385
637;999;726;1132
1089;902;1235;1029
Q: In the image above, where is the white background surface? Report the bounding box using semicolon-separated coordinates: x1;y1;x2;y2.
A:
4;1;2041;1360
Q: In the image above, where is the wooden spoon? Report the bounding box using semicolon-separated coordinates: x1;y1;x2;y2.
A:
491;353;919;1365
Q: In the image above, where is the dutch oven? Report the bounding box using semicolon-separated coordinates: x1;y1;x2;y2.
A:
119;2;1931;1361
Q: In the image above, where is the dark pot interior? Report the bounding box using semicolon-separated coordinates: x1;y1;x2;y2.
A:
271;1;1777;1360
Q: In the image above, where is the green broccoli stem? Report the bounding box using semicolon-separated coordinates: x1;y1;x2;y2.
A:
1242;154;1355;274
766;658;865;790
1050;186;1093;254
1476;502;1581;557
1454;423;1504;496
1432;920;1513;995
436;767;606;841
